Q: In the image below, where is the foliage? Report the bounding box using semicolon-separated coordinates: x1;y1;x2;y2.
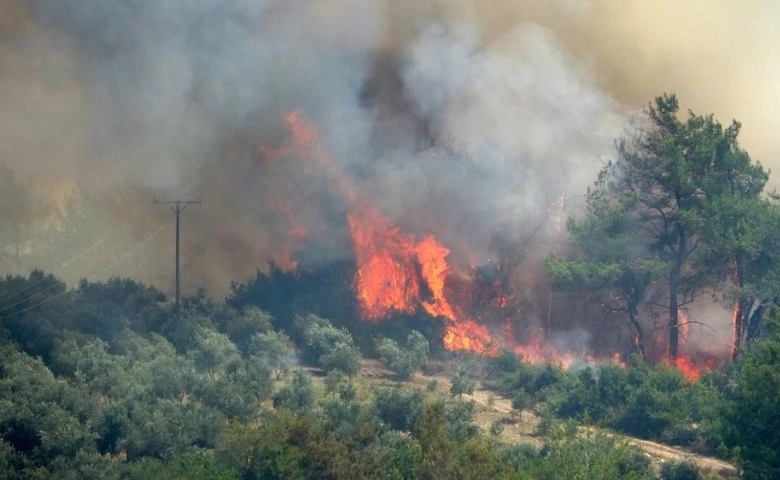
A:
227;261;448;354
212;305;273;355
123;450;238;480
485;352;725;454
0;263;766;478
215;411;355;480
721;311;780;478
320;341;361;378
374;387;425;432
249;329;295;379
375;330;429;379
659;460;701;480
415;400;516;479
300;314;361;376
549;94;771;359
272;370;315;415
450;366;476;397
530;423;653;480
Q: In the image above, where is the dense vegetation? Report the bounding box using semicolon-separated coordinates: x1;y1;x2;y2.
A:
0;268;778;479
1;96;780;479
547;94;778;360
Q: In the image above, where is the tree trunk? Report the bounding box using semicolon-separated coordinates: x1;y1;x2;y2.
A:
668;223;688;361
732;257;746;359
746;302;767;345
668;265;680;360
628;309;647;358
732;299;744;360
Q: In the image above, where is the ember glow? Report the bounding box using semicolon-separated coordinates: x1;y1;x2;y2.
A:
663;311;705;382
669;356;703;383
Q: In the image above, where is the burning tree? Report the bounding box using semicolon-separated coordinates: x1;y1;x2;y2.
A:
550;94;771;363
546;167;667;358
700;195;780;357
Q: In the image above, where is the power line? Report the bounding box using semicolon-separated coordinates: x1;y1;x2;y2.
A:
0;219;155;310
0;219;172;320
0;227;119;304
154;198;201;308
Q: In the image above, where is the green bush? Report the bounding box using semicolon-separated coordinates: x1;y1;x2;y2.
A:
659;460;701;480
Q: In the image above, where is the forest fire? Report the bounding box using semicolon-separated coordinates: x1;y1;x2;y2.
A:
669;356;702;383
258;109;722;378
258;110;506;355
347;206;496;354
658;311;707;382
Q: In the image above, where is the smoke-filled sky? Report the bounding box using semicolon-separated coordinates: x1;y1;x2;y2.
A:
1;0;778;296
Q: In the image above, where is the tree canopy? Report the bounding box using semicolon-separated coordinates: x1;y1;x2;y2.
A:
548;94;773;360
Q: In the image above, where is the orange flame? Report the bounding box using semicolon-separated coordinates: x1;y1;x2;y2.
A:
668;356;702;382
347;209;420;320
443;320;496;354
347;206;497;354
257;111;723;376
667;310;703;382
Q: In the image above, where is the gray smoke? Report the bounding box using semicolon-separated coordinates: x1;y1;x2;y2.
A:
0;0;622;293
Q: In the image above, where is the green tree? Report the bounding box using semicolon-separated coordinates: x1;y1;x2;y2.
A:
0;346;98;476
249;329;295;379
375;330;429;379
123;450;238;480
216;410;354;480
530;423;653;480
195;356;272;420
700;197;780;356
300;314;361;376
551;94;769;360
214;305;274;355
272;370;315;414
546;168;666;356
615;94;768;359
186;327;242;376
659;460;701;480
415;400;515;479
374;388;425;432
320;341;361;378
722;313;780;478
450;367;476;397
363;431;422;480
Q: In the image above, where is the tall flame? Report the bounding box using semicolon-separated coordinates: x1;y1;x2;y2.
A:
347;208;420;320
256;110;721;379
347;206;496;354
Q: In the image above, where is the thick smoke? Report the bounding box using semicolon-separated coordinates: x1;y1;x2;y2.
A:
1;0;777;327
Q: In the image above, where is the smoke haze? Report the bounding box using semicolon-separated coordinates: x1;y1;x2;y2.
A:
0;0;777;316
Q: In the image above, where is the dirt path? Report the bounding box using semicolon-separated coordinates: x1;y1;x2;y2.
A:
626;437;737;478
368;361;738;478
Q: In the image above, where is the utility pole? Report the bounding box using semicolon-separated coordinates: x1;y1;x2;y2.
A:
155;198;201;308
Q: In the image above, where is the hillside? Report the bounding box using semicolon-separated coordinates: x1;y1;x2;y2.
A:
358;359;738;478
0;272;777;478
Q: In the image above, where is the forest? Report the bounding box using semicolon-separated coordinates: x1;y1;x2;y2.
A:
1;96;780;479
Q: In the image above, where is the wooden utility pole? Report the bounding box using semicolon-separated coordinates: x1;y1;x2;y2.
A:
154;198;201;307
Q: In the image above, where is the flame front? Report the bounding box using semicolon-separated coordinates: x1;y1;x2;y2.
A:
347;209;420;320
256;110;724;378
347;206;496;354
